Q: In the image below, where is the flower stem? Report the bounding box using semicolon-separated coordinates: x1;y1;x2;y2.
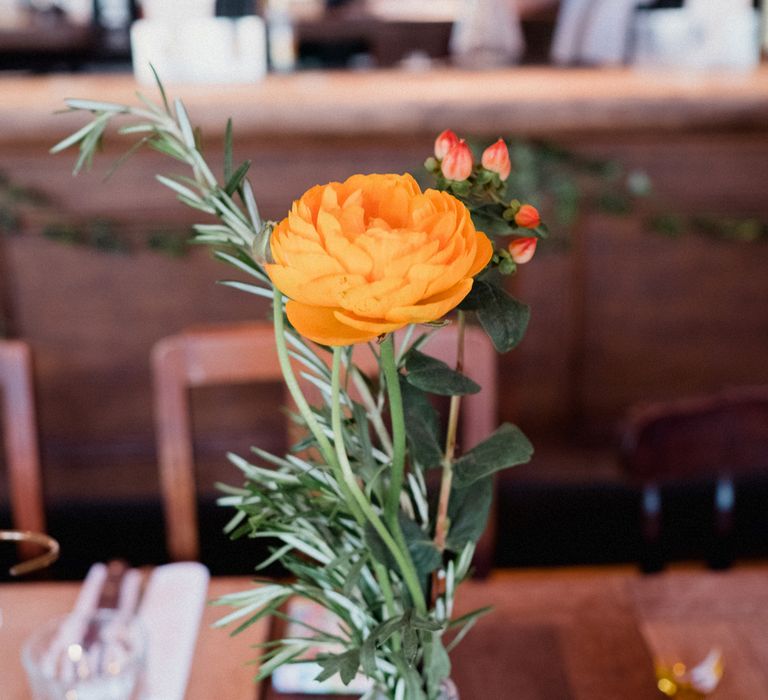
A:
433;312;466;553
272;292;365;524
351;364;393;457
331;348;427;614
379;336;407;525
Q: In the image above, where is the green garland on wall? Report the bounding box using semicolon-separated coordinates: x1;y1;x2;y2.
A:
1;140;766;258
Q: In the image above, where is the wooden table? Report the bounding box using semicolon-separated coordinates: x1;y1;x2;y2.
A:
0;576;269;700
3;566;768;699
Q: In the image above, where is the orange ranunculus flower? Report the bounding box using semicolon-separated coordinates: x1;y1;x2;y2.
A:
265;173;493;346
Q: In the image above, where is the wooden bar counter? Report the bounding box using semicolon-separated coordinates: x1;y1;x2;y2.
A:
1;66;768;144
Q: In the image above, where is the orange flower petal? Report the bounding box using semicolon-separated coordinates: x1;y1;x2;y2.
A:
333;309;403;335
286;301;380;346
467;231;493;277
385;278;473;324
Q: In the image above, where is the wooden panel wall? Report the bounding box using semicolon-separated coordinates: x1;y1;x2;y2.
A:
1;128;767;498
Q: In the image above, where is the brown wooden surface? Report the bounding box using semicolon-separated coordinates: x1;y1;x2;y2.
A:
0;340;45;560
259;566;768;700
0;575;268;700
2;66;768;146
3;566;768;698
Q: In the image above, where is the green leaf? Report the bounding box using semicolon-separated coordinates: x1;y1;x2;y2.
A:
65;99;128;114
446;476;493;551
424;634;451;696
402;623;418;664
446;606;493;653
391;654;427;699
364;522;396;571
352;402;376;474
453;423;533;488
224;117;234;182
149;63;171;114
174;98;195;149
50;118;100;154
404;350;480;396
400;379;443;470
224;159;251;196
314;648;361;686
469;204;515;236
360;613;409;676
399;513;442;581
461;280;530;353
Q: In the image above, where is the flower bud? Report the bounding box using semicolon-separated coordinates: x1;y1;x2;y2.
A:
508;236;537;264
514;204;541;229
481;139;511;181
434;129;459;159
441;140;473;181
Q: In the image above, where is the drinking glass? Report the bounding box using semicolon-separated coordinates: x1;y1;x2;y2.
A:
22;609;146;700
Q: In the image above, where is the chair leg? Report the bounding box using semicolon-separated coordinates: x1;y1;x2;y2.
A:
710;477;735;570
640;483;664;573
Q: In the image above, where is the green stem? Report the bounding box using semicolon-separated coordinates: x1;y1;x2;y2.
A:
331;348;427;614
434;312;466;553
351;365;393;457
379;336;406;525
272;292;364;524
371;559;401;652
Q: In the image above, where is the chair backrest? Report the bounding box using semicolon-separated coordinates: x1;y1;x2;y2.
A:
152;321;497;563
621;386;768;483
0;340;45;559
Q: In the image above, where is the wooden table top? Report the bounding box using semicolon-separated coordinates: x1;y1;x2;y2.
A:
0;576;268;700
1;65;768;146
3;566;768;699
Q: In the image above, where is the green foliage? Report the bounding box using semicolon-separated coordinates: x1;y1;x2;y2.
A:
400;379;443;471
404;349;480;396
446;477;494;552
460;280;530;353
453;423;534;488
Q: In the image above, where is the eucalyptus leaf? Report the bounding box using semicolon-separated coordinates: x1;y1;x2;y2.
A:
424;634;451;696
400;379;443;470
404;350;480;396
461;280;530;353
314;648;361;686
398;514;442;581
453;423;533;488
446;476;493;551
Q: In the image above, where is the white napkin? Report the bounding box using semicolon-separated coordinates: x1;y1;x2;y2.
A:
137;562;210;700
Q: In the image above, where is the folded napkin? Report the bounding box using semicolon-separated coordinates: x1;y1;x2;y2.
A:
138;562;210;700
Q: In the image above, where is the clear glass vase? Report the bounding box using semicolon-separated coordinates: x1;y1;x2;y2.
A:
372;677;459;700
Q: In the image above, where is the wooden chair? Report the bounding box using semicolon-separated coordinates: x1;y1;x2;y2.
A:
0;340;46;561
152;321;498;572
620;386;768;570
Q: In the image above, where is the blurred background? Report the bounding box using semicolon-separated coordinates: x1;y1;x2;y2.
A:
1;0;767;579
